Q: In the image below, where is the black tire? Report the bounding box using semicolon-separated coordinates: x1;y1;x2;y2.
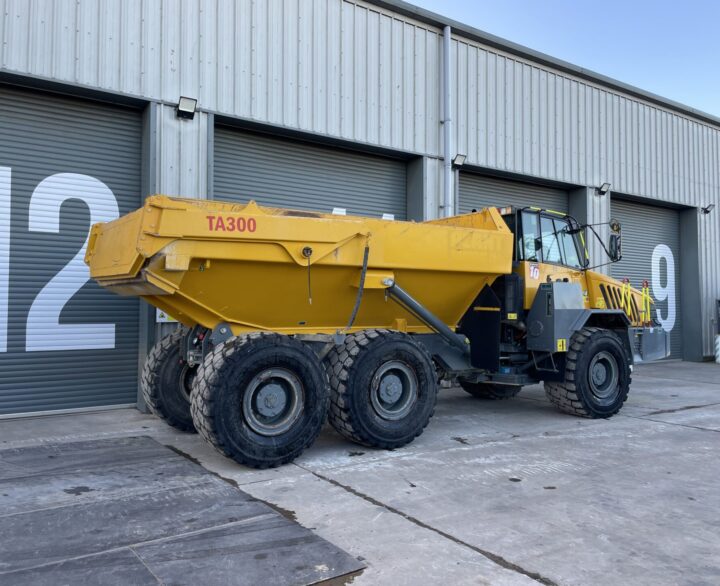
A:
459;381;522;400
190;333;329;469
141;328;197;432
325;329;438;449
544;327;631;418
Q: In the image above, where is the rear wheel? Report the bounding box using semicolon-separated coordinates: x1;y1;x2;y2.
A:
544;327;631;418
141;328;196;432
459;381;522;400
325;330;438;449
191;333;329;468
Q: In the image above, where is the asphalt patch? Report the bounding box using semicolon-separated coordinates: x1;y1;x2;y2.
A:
0;436;364;585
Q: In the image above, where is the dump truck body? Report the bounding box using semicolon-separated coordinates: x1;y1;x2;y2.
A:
87;196;514;336
86;195;669;468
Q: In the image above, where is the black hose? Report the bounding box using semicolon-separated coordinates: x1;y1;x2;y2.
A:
344;243;370;331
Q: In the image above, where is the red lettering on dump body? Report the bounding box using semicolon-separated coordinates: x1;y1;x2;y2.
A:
206;215;258;232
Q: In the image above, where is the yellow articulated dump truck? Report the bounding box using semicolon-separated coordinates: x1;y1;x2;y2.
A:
85;196;669;468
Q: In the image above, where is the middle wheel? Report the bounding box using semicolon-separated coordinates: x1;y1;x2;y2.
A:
325;329;438;449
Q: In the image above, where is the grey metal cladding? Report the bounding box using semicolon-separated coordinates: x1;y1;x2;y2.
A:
0;0;717;209
213;128;408;219
552;282;585;310
631;327;671;363
0;0;717;357
611;199;682;358
458;173;567;214
0;85;141;414
526;282;585;352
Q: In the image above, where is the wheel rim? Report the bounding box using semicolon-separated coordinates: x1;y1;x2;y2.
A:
242;368;305;436
370;360;418;421
180;364;194;402
588;350;620;405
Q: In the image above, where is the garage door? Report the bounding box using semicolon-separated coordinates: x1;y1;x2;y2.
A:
611;199;682;358
214;128;407;219
0;86;142;415
459;173;568;214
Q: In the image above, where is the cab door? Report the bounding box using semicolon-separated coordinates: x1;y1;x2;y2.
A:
513;210;587;309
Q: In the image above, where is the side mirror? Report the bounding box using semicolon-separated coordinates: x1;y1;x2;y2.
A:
609;233;622;262
534;237;543;251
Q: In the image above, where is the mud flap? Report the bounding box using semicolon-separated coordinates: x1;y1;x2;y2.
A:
631;326;671;363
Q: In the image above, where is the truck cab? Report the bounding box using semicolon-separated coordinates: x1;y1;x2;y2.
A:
455;205;670;413
504;207;589;310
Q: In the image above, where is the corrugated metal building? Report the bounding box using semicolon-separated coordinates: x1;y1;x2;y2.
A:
0;0;718;416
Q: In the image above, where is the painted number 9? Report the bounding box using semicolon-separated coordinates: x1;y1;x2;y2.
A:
650;244;675;332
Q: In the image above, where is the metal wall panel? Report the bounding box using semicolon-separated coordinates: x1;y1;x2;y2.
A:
0;0;441;156
0;0;716;209
459;174;568;214
214;127;407;219
154;105;209;198
0;0;718;354
611;199;683;357
0;0;716;208
0;85;142;414
453;36;720;206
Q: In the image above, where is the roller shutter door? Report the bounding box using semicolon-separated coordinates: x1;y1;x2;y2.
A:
611;199;682;358
214;128;407;219
0;86;142;415
459;174;568;214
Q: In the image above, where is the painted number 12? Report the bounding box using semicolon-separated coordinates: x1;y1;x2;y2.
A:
0;168;120;353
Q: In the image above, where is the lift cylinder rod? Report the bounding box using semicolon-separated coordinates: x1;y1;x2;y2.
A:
386;281;469;355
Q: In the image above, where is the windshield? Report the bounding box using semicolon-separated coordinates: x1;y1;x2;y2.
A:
521;211;583;269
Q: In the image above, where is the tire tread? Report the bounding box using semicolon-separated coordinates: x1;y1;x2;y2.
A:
325;329;437;448
141;328;195;432
190;333;329;468
544;327;631;418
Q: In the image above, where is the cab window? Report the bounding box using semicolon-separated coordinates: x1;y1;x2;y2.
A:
557;223;582;268
519;210;583;268
540;216;563;263
538;215;583;268
521;212;540;261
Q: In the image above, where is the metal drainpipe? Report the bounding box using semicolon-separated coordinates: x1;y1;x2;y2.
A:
442;25;453;217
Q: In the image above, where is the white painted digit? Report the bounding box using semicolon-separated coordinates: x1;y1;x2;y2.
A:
650;244;676;332
0;167;9;353
26;174;119;351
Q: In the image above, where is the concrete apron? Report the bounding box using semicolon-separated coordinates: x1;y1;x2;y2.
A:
0;360;718;585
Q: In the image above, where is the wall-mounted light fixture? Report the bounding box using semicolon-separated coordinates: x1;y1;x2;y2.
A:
452;153;466;168
176;97;198;120
701;203;715;215
596;182;611;197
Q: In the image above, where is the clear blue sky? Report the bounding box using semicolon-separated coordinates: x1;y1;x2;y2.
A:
411;0;720;117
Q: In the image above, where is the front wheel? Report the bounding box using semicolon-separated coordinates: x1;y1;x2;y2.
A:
190;333;329;468
544;327;631;418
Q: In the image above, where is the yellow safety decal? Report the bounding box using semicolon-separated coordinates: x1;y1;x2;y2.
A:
473;306;501;312
507;312;518;320
578;231;590;259
556;338;567;352
641;281;652;326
